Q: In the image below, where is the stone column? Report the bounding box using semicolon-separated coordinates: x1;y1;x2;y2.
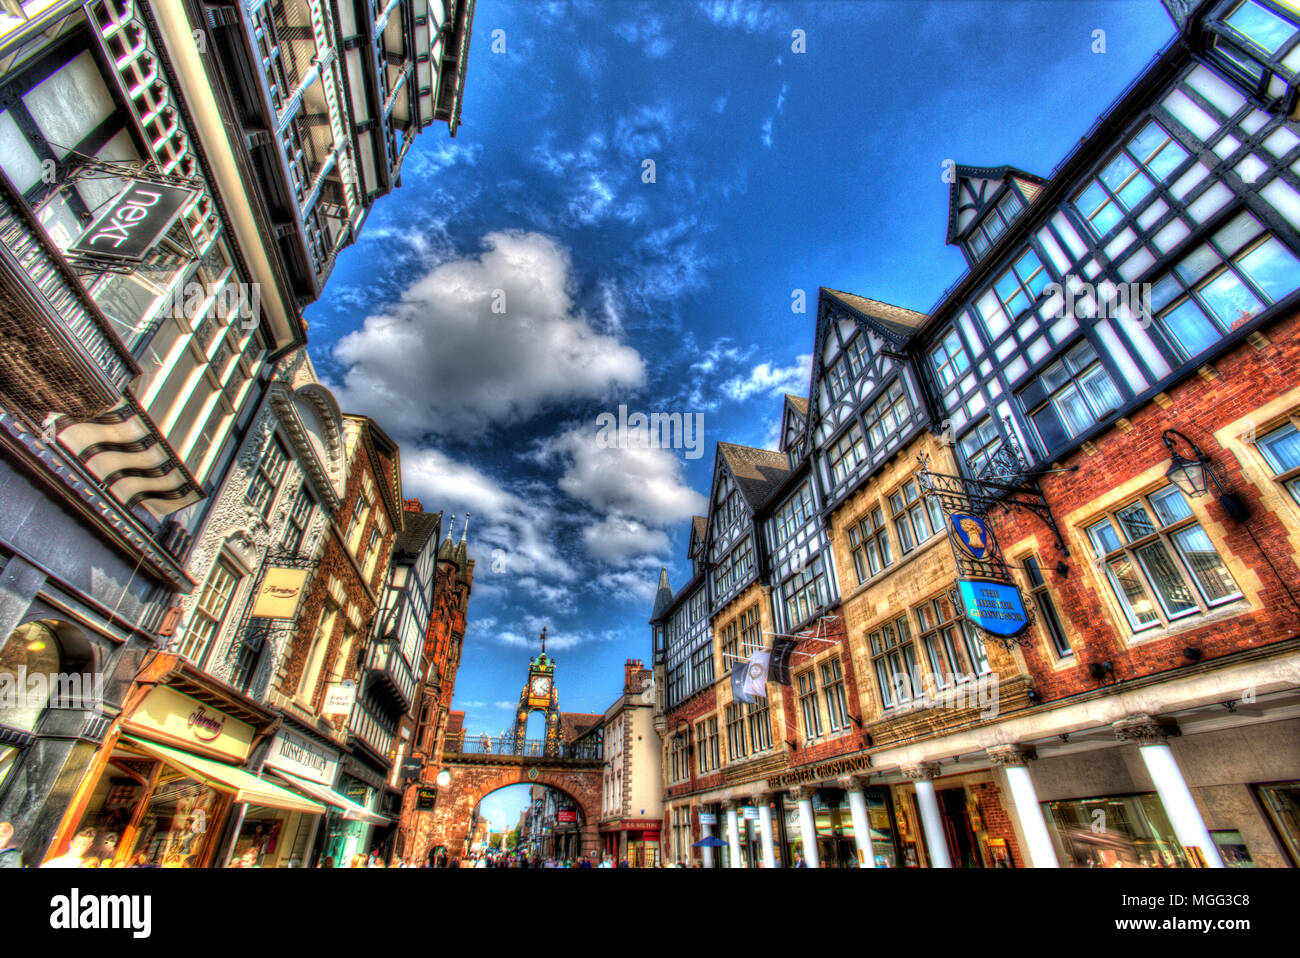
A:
987;745;1058;868
699;815;715;868
788;786;820;868
903;763;951;868
753;793;777;868
723;801;743;868
838;775;876;868
1115;715;1224;868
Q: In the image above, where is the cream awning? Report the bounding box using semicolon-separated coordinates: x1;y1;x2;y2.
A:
267;769;391;825
122;735;325;815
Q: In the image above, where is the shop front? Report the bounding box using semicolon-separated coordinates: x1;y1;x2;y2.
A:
45;654;324;867
600;819;662;866
319;754;392;864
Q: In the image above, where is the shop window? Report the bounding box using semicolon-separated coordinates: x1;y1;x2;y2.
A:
1085;486;1242;632
1074;121;1190;239
1024;555;1072;658
1019;339;1124;454
1044;793;1192;868
0;621;63;733
1256;781;1300;866
177;558;242;664
796;669;824;741
870;616;922;709
849;506;893;583
1148;211;1300;362
889;478;944;555
1257;420;1300;506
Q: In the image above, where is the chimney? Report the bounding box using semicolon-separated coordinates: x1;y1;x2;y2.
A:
624;658;645;692
403;497;424;512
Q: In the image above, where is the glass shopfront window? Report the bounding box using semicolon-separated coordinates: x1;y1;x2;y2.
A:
324;775;373;865
1043;793;1191;867
1256;781;1300;867
229;806;293;867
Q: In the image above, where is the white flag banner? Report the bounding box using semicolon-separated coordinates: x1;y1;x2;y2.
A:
743;650;770;699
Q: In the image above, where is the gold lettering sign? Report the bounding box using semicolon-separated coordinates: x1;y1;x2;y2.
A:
125;686;255;763
766;753;871;790
251;567;310;619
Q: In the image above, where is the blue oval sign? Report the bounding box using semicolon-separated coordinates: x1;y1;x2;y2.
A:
957;579;1030;638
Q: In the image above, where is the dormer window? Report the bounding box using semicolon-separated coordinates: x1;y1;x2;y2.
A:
1205;0;1300;112
965;190;1024;260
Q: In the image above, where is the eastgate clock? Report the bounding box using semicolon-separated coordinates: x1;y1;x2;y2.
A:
530;676;551;697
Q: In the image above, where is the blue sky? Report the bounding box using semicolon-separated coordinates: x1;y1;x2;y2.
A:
304;0;1176;825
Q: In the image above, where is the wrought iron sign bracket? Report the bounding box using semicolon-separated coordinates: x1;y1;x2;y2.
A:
918;458;1071;559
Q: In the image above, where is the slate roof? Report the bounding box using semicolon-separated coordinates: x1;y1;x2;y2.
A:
944;164;1046;243
784;394;809;415
391;510;440;562
822;287;927;342
561;712;603;743
718;441;793;509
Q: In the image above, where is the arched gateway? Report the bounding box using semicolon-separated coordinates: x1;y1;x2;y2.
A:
411;638;605;862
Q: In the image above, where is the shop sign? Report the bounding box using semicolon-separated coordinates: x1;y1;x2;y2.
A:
697;811;717;825
557;810;577;823
321;680;356;716
264;728;339;786
67;181;198;263
416;787;437;811
126;685;254;763
766;753;870;790
956;579;1031;639
250;567;310;620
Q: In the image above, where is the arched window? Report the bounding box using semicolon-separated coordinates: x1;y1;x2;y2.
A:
0;621;63;734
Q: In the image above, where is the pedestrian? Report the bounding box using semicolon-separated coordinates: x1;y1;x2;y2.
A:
793;851;806;868
42;827;96;868
0;822;22;868
349;852;368;869
321;856;335;868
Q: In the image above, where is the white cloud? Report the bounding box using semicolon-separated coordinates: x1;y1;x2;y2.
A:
582;515;670;563
594;568;663;603
697;0;783;33
330;231;645;438
722;353;812;402
760;116;773;148
613;17;676;58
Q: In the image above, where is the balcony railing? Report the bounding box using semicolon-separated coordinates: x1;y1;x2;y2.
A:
443;731;603;762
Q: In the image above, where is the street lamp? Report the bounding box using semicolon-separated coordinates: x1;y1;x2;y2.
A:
1161;429;1249;520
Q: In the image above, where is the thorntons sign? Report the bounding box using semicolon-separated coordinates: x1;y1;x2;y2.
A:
68;181;197;263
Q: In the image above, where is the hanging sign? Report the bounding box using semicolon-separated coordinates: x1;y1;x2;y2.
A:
321;679;356;716
949;513;995;561
956;579;1031;639
250;567;310;619
68;181;198;263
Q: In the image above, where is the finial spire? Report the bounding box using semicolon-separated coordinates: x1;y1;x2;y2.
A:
460;512;469;543
540;626;547;655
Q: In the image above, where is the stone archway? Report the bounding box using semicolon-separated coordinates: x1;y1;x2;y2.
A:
412;761;603;863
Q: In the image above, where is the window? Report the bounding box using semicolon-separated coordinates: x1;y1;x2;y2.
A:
1086;486;1242;631
916;596;989;688
871;616;921;709
960;418;1005;478
281;483;316;553
668;664;686;707
725;703;748;761
1224;0;1298;54
824;333;870;402
297;603;339;702
696;717;720;774
771;485;814;547
821;658;850;732
888;478;944;555
863;380;911;450
691;642;715;690
362;526;383;582
746;699;772;752
965;189;1026;260
827;423;868;486
848;507;893;583
719;605;762;671
930;328;970;389
1074;121;1190;237
982;248;1052;328
713;538;755;597
177;558;241;663
1024;555;1072;657
670;734;690;784
1149;212;1300;363
247;436;290;518
797;670;824;740
781;556;830;628
717;489;745;531
1020;340;1124;453
346;487;373;554
1258;421;1300;505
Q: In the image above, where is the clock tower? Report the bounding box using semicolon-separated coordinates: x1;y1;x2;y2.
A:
506;628;563;757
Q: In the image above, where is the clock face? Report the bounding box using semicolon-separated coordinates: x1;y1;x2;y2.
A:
530;676;550;697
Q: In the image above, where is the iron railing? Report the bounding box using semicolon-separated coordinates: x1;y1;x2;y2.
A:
443;730;603;761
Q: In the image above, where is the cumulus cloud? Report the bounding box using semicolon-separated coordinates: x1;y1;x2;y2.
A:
581;515;671;563
722;353;812;402
697;0;783;32
330;231;645;438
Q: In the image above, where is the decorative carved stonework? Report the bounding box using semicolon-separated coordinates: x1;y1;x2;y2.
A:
987;744;1037;767
901;762;941;781
1113;714;1181;744
836;773;870;791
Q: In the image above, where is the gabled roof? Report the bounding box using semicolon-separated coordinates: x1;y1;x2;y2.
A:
718;441;792;510
692;516;707;543
561;712;603;743
784;394;808;415
391;510;441;563
821;287;927;344
945;164;1046;244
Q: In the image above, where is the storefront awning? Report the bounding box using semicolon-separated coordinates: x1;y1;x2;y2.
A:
122;736;325;815
267;769;392;825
